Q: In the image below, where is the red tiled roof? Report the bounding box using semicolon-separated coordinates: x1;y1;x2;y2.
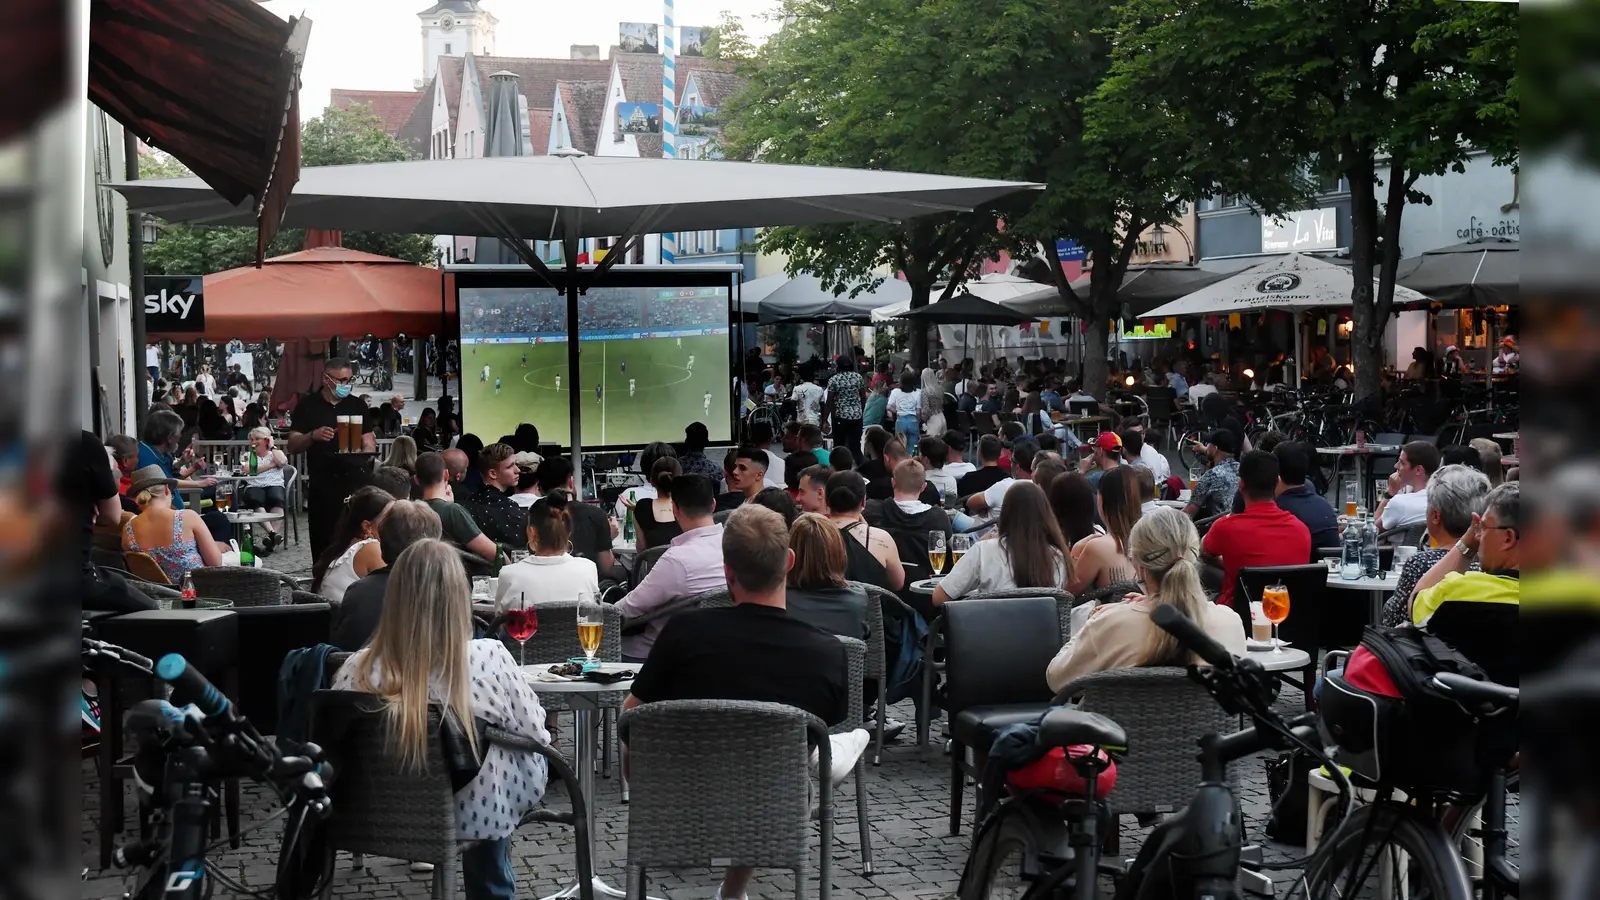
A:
468;54;614;113
329;88;423;137
527;107;552;155
614;54;738;108
553;79;608;154
684;68;741;109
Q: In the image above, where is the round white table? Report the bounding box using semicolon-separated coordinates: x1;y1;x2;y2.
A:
1326;567;1400;623
1245;645;1311;672
1492;432;1516;443
908;577;943;597
521;663;637;899
223;510;283;525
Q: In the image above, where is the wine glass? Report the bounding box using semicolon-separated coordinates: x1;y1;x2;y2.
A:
950;533;971;567
577;594;603;668
928;531;948;577
1262;583;1290;653
505;598;538;667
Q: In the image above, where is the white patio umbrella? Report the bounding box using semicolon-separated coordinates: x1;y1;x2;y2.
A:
113;150;1041;461
1140;252;1426;318
1142;252;1427;386
742;271;913;323
870;272;1062;321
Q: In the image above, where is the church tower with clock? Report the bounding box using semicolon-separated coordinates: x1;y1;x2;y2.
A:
418;1;498;85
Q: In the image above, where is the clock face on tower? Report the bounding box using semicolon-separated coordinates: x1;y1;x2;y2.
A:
439;13;455;32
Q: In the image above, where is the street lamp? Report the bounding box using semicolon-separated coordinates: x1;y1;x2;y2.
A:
140;213;163;245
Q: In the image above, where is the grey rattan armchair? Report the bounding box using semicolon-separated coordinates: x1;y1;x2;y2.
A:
834;636;872;874
309;690;595;900
619;585;727;638
619;699;834;900
855;583;914;765
188;566;306;607
1050;666;1232;816
695;588;733;609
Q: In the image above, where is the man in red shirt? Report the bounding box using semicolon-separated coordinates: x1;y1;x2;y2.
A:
1203;450;1311;607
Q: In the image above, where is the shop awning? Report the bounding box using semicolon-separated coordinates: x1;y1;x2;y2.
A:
90;0;310;262
149;247;454;342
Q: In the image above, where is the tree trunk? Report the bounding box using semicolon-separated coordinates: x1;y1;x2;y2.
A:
908;281;932;371
1082;318;1111;400
1346;153;1383;402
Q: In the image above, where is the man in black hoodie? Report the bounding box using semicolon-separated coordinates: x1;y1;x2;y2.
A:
867;458;953;619
866;439;941;505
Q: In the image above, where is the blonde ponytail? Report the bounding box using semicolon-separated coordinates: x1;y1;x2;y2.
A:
1128;508;1212;667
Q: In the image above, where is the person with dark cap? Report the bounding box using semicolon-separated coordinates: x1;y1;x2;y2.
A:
1185;428;1241;520
678;422;724;488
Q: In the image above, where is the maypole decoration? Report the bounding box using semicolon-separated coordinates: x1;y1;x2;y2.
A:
661;0;677;264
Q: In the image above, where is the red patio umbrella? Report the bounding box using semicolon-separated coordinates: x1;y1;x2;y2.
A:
149;247;455;342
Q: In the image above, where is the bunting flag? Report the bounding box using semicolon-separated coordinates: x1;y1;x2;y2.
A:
1165;317;1179;333
1228;313;1242;328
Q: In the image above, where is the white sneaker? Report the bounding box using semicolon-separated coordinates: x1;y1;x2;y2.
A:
410;861;435;873
714;890;746;900
824;729;870;789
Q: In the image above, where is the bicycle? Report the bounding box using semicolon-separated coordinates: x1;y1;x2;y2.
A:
83;636;334;900
1302;671;1519;900
959;605;1341;900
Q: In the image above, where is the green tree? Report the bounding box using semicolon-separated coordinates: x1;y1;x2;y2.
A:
701;9;757;65
1098;0;1518;399
720;0;1022;369
141;104;441;275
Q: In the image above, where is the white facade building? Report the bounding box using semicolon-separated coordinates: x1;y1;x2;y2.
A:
418;1;497;86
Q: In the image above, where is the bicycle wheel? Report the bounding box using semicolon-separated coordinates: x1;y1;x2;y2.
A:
1303;802;1473;900
1177;432;1206;472
961;809;1071;900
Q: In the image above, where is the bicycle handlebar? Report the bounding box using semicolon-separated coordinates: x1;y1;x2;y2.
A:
156;654;235;721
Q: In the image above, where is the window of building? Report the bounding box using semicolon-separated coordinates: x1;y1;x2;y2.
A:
444;43;452;54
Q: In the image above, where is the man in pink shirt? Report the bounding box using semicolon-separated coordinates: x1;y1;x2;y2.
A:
615;473;727;660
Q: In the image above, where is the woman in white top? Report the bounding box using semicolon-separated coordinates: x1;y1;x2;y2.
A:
920;366;947;438
933;481;1070;605
195;365;216;396
331;539;548;899
496;491;600;608
311;486;392;603
1048;507;1246;692
239;426;290;550
886;371;923;454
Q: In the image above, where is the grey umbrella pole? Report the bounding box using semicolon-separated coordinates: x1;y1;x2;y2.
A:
565;253;584;477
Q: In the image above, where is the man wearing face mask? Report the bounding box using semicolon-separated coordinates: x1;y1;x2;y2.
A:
288;357;377;557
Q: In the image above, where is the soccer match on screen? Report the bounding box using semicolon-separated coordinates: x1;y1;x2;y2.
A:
458;284;732;448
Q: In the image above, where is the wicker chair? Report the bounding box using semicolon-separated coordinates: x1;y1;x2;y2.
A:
695;588;734;609
1050;667;1232;816
620;585;727;638
856;583;915;765
188;566;306;607
309;690;594;900
619;699;834;900
124;551;172;585
833;636;872;874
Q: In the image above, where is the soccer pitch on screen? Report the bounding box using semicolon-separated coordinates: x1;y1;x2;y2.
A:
459;284;733;449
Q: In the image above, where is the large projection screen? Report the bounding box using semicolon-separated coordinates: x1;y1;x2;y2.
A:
453;265;739;451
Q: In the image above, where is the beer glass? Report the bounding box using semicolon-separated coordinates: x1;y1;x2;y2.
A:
1262;583;1290;653
951;533;971;566
928;531;947;576
577;594;603;666
1342;480;1359;519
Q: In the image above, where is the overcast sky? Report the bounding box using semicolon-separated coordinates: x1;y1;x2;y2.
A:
261;0;780;115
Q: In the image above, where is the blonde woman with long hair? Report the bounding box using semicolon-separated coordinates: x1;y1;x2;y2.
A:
1047;507;1245;692
331;539;549;898
384;434;420;473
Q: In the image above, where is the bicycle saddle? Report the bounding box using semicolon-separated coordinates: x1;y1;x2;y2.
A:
1038;708;1127;751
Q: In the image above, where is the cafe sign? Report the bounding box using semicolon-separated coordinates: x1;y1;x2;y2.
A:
1261;207;1338;253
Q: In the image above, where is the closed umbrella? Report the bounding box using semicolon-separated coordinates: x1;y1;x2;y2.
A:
1393;237;1518;308
475;71;527;266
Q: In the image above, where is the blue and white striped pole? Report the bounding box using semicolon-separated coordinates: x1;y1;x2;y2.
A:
661;0;676;264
